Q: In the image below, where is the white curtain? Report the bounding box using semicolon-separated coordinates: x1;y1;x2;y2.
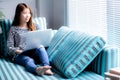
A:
107;0;120;66
107;0;120;48
67;0;107;41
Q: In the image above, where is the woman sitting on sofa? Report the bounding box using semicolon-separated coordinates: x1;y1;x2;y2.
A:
7;3;53;76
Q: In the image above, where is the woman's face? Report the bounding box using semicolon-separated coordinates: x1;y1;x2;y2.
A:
20;8;31;23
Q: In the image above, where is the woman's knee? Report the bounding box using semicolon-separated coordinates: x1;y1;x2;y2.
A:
38;45;44;48
15;55;34;65
36;45;46;52
24;57;34;63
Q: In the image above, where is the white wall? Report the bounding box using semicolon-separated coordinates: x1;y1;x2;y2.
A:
36;0;66;29
0;0;66;29
53;0;67;29
36;0;54;28
0;0;36;19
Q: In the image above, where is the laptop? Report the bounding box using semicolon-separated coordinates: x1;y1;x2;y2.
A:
19;29;54;51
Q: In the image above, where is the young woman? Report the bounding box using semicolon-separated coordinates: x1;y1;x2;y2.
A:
7;3;53;76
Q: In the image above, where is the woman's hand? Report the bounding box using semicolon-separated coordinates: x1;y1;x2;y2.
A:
16;49;23;54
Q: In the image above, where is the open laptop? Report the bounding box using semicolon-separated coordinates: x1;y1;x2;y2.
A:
19;29;54;51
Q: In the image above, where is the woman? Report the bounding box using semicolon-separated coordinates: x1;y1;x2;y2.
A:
7;3;53;76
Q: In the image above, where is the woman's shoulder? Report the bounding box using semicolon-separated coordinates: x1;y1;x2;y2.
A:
9;26;21;33
10;26;17;29
10;26;20;31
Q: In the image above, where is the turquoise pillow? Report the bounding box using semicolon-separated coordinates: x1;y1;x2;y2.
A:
33;17;47;30
47;27;106;78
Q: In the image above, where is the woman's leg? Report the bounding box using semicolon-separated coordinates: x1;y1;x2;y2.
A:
14;50;52;76
34;46;50;66
14;54;37;73
34;46;54;75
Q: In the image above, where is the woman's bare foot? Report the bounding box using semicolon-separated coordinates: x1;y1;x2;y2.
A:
36;66;51;76
45;69;54;75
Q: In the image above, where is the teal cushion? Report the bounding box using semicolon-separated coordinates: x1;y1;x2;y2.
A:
47;27;106;78
0;17;47;57
0;58;104;80
0;19;12;57
86;46;119;76
33;17;47;30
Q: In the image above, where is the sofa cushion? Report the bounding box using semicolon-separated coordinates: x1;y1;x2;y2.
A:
0;19;12;57
0;17;47;57
0;58;104;80
33;17;47;30
86;46;119;76
47;27;106;78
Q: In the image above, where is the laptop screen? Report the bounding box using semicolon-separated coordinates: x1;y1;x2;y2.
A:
19;29;54;51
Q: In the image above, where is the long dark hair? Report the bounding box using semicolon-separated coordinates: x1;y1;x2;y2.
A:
12;3;36;31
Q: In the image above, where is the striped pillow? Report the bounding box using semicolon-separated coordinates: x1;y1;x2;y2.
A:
0;17;47;57
47;27;106;78
86;46;119;76
0;58;104;80
0;19;12;57
33;17;47;30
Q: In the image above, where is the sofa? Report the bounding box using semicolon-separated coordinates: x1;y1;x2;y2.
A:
0;17;119;80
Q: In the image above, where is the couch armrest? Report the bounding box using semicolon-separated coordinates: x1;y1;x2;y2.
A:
86;46;119;76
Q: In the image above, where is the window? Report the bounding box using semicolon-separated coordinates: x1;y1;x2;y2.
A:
107;0;120;66
67;0;120;66
67;0;107;41
107;0;120;48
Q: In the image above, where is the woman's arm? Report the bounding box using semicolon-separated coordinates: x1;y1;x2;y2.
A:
7;27;22;56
